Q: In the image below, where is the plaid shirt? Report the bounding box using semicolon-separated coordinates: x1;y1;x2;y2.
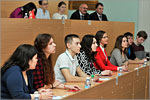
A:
33;58;44;90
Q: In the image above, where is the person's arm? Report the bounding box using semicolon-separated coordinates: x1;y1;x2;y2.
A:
95;50;117;71
36;9;41;19
77;52;101;75
128;58;144;64
111;49;124;66
6;71;31;99
61;68;86;82
76;66;89;77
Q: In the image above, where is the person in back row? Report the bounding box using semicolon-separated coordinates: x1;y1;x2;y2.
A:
54;34;99;83
70;4;90;20
52;1;67;19
90;2;108;21
10;2;37;18
110;35;129;66
124;32;145;63
1;44;52;99
33;33;80;91
77;35;112;75
36;0;50;19
131;30;148;60
94;30;128;71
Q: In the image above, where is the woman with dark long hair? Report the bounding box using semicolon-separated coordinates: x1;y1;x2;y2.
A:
10;2;37;18
110;35;129;66
33;33;80;91
1;44;52;99
77;35;112;75
94;30;128;71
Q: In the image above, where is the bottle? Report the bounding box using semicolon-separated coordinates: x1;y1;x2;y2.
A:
62;16;65;24
84;77;91;89
24;13;28;19
118;67;123;76
34;91;40;100
143;59;147;67
91;74;95;86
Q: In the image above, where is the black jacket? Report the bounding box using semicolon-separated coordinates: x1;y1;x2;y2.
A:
70;10;90;20
90;12;108;21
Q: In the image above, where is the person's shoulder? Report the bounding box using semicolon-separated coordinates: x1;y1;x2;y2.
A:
90;11;96;15
3;66;21;76
102;14;107;16
112;48;120;53
37;8;42;12
57;52;67;60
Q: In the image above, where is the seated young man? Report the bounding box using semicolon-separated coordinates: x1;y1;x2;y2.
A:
54;34;98;83
124;32;145;64
131;31;147;60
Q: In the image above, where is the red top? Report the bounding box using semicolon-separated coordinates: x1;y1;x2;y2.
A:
94;47;118;71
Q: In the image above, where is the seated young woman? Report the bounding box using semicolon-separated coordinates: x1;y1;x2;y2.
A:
110;35;129;67
33;33;80;91
94;30;128;71
1;44;52;99
77;35;112;76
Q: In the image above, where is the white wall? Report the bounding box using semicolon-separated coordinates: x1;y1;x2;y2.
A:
138;0;150;52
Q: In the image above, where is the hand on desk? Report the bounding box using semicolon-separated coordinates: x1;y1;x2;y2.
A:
65;84;81;90
122;65;128;72
101;70;112;76
39;88;53;99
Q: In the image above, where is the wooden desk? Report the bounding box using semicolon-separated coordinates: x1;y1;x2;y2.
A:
53;64;149;99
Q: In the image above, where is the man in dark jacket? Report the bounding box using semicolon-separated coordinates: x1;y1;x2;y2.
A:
90;3;108;21
70;4;90;20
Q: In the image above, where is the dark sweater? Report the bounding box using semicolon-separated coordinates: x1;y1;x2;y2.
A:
1;66;35;99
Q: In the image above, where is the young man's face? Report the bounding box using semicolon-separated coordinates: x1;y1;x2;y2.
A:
136;36;145;45
127;36;133;45
96;5;103;15
67;38;81;54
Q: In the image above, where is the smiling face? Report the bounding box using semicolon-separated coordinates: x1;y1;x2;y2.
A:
43;38;56;56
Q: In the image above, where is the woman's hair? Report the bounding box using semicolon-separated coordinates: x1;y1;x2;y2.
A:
22;2;37;17
111;35;127;55
34;33;55;86
58;1;66;7
1;44;37;74
80;35;97;62
95;30;107;48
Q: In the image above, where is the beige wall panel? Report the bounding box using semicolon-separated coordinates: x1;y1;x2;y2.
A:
1;18;65;66
133;67;147;99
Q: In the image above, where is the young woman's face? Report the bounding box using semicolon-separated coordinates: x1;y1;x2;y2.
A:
43;38;56;55
100;33;108;45
91;38;98;52
121;37;128;49
29;54;38;69
58;4;66;13
41;0;48;10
